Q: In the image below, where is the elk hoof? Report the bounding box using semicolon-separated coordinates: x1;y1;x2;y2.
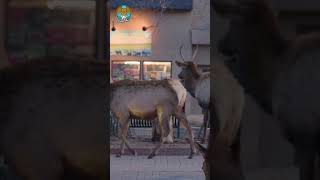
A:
132;151;138;156
116;153;122;158
188;152;195;159
148;153;156;159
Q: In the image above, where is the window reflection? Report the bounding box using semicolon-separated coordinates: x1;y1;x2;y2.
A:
143;61;171;80
111;61;140;82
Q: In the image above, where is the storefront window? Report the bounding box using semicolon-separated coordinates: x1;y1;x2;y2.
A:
143;61;171;80
111;61;140;82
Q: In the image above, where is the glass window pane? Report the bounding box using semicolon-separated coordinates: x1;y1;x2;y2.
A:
111;61;140;82
143;61;171;80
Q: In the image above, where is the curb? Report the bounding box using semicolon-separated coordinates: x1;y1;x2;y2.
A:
110;148;201;156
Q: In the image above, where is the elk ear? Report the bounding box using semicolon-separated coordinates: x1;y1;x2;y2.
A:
195;142;207;157
176;61;187;67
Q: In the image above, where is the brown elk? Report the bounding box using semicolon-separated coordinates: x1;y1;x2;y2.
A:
176;45;210;143
110;79;197;159
195;58;245;180
214;0;320;179
0;58;108;180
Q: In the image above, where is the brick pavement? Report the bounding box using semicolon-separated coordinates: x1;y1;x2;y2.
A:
110;136;207;156
110;155;205;180
110;154;301;180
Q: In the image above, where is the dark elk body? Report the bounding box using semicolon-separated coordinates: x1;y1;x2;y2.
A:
196;59;245;180
110;79;196;159
176;45;211;143
176;61;210;143
0;58;108;180
215;0;320;179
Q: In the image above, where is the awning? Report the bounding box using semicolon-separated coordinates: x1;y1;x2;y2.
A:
110;0;193;11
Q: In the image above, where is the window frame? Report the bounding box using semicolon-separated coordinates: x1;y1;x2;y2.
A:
111;60;142;82
142;60;172;80
110;60;173;82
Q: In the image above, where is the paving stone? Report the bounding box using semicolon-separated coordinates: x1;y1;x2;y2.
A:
111;155;205;180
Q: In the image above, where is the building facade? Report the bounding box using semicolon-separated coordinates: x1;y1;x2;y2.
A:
109;0;210;116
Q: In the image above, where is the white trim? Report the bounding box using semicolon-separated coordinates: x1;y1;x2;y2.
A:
191;29;210;45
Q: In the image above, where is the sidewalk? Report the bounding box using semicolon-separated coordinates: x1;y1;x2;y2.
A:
110;154;299;180
110;155;205;180
110;120;207;180
110;136;207;156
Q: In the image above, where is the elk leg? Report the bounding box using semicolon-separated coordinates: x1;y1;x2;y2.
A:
295;147;316;180
148;106;168;159
174;112;196;159
197;126;203;139
148;141;163;159
197;109;206;140
197;119;204;139
148;117;173;158
148;107;170;159
202;109;209;144
117;119;136;157
231;127;241;167
152;118;161;142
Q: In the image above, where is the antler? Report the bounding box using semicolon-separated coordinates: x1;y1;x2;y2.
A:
191;44;199;64
179;44;186;62
179;44;199;63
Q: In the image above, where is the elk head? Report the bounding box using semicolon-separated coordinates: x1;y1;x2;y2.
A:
213;0;281;57
214;0;285;114
176;45;201;97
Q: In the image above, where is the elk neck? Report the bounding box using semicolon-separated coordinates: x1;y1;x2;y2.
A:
235;13;290;115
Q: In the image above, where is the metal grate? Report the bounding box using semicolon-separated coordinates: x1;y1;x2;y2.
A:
110;114;181;138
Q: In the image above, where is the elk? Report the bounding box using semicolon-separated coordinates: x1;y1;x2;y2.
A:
151;113;175;142
0;58;108;180
214;0;320;179
110;79;197;159
195;58;245;180
176;45;210;143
